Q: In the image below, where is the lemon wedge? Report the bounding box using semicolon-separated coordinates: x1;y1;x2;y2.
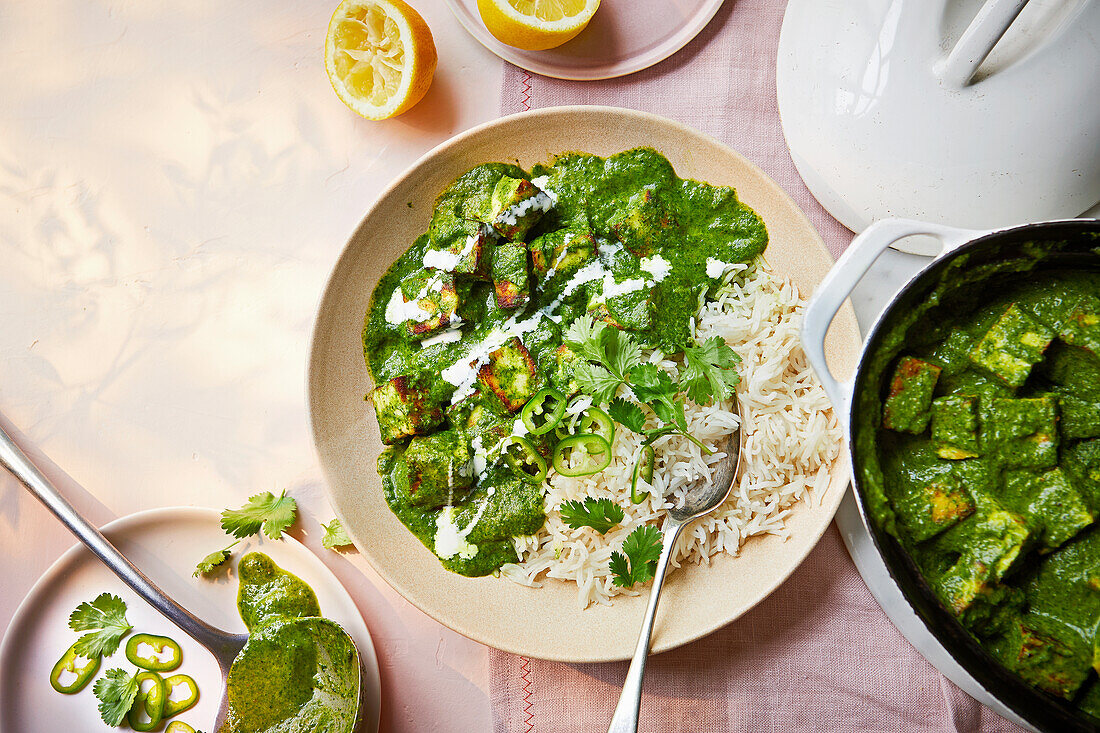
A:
325;0;437;120
477;0;600;51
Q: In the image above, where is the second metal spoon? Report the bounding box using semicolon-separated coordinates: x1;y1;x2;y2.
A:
607;421;745;733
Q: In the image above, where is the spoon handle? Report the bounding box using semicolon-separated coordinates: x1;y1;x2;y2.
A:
0;419;241;666
607;516;687;733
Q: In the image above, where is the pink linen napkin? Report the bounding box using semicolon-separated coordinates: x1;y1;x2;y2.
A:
489;1;1028;731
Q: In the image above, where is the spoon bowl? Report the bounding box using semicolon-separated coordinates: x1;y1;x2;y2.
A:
608;422;744;733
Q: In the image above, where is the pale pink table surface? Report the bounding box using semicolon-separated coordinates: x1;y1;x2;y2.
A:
0;0;1029;731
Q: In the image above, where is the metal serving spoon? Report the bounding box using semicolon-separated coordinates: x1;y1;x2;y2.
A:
0;417;362;732
607;424;745;733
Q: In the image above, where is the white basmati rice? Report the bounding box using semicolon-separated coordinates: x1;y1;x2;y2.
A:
499;261;842;608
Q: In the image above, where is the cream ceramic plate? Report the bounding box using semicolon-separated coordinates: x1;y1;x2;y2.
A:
0;507;381;733
445;0;726;80
308;106;860;662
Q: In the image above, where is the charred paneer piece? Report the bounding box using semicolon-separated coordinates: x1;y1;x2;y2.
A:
1003;469;1095;552
997;618;1094;700
491;241;530;310
1057;394;1100;440
425;219;496;279
398;270;459;340
529;229;596;283
369;375;445;444
883;356;942;433
391;430;473;509
931;395;980;459
894;471;976;542
981;394;1059;470
477;337;541;413
488;176;553;242
968;303;1054;387
933;506;1030;621
587;279;653;332
608;187;678;258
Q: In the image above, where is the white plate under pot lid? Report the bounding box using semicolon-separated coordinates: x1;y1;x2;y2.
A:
776;0;1100;235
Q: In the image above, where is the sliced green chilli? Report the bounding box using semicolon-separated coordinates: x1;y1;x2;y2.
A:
126;633;183;672
163;673;200;718
630;444;656;504
49;642;100;694
166;723;198;733
553;434;612;477
521;388;567;435
503;435;548;484
556;402;616;445
128;671;167;732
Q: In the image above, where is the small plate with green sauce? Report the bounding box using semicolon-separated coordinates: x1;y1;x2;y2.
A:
0;507;381;733
308;106;861;662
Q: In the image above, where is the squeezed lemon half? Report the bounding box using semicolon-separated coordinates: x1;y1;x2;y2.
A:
477;0;601;51
325;0;437;120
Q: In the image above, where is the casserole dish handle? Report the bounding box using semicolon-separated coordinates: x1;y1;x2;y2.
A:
800;218;979;416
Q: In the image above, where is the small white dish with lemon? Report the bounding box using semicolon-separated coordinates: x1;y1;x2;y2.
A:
446;0;727;80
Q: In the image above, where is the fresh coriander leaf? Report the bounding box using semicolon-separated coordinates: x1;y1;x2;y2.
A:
193;542;237;577
627;363;677;404
321;518;353;550
69;593;132;657
610;525;663;588
608;398;647;433
221;490;298;540
599;327;642;381
575;363;623;405
563;313;606;363
682;336;742;405
559;498;625;534
669;399;688;432
93;668;139;726
649;399;674;426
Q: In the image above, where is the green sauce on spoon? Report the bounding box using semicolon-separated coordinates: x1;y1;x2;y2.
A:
219;552;360;733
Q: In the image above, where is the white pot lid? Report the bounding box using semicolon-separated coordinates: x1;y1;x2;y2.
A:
777;0;1100;233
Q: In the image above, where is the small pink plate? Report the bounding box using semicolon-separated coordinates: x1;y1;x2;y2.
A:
445;0;726;80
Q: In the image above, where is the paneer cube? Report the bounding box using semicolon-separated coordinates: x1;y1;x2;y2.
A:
1057;394;1100;440
999;618;1094;700
1064;438;1100;512
931;395;980;459
1059;304;1100;354
1004;468;1095;551
968;303;1054;387
491;242;530;310
981;395;1059;470
477;337;541;413
369;375;445;445
894;471;976;542
488;176;553;242
545;344;582;397
587;276;653;332
391;430;473;508
530;229;596;282
935;507;1030;618
1025;287;1100;355
398;270;459;340
608;187;678;258
882;356;942;433
425;220;495;279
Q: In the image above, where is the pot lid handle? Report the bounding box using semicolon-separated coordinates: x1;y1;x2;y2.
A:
936;0;1031;88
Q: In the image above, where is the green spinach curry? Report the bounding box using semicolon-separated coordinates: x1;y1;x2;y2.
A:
220;553;359;733
363;148;767;576
858;243;1100;720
